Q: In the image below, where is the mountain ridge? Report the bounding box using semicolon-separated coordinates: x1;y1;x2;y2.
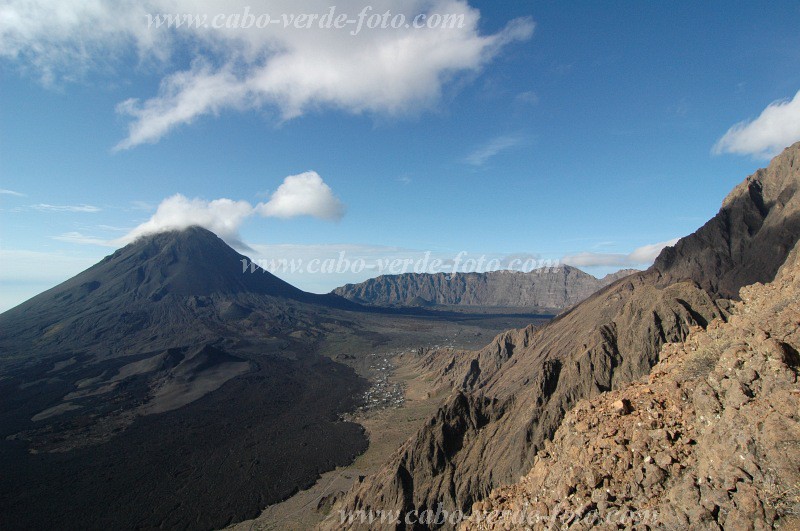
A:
466;237;800;529
332;267;639;310
324;141;800;529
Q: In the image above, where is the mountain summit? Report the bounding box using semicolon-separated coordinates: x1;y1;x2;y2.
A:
0;226;353;359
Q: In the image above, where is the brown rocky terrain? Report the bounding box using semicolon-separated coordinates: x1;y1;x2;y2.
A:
323;142;800;530
332;267;638;311
464;239;800;530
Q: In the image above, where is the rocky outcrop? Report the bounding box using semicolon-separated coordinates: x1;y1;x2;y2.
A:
465;240;800;530
324;142;800;530
328;275;724;530
332;268;638;310
654;144;800;299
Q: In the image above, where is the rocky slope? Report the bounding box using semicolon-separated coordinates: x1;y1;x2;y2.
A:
332;268;638;310
465;241;800;530
324;142;800;529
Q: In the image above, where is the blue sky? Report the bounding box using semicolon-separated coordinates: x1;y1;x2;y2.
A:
2;1;800;311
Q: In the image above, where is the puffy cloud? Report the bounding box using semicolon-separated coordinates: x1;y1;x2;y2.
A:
465;135;523;166
562;238;679;268
713;90;800;158
0;0;534;149
0;0;162;84
117;195;255;245
257;171;345;221
116;171;345;245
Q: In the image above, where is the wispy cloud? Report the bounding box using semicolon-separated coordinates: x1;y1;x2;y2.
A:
0;248;106;311
713;89;800;158
0;248;103;282
130;200;156;211
0;188;25;197
514;91;539;105
53;232;115;246
0;1;534;149
465;135;523;166
562;238;679;268
31;203;101;213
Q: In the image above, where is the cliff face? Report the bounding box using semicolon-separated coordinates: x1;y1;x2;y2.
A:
324;142;800;530
654;145;800;299
465;240;800;530
332;268;638;310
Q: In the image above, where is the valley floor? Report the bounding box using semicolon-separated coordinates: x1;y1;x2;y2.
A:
228;310;551;530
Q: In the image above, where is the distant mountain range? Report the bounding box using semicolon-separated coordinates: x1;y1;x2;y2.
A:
332;267;639;310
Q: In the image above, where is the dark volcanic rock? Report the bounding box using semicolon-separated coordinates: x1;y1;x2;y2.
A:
332;267;638;310
0;226;355;361
324;142;800;530
0;226;369;531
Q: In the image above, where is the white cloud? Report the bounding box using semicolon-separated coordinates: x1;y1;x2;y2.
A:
627;239;679;263
31;203;101;213
713;90;800;158
0;0;534;149
562;238;679;268
118;194;257;245
0;1;156;83
465;135;523;166
257;171;345;221
116;171;345;245
114;61;247;150
0;188;25;197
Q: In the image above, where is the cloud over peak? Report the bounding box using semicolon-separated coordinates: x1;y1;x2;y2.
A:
120;195;256;245
117;171;345;245
713;90;800;158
